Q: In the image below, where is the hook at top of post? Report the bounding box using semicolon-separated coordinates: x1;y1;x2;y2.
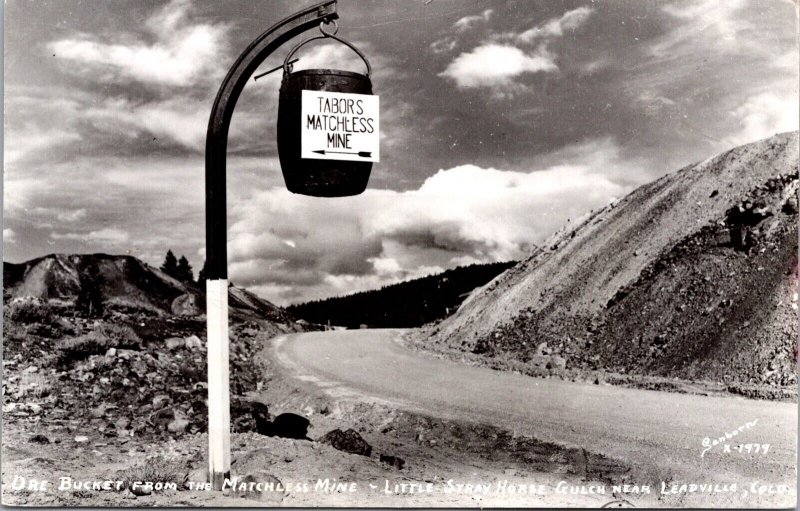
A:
320;19;339;37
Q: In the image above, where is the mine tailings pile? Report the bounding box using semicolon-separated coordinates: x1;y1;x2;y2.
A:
424;132;798;396
3;253;306;440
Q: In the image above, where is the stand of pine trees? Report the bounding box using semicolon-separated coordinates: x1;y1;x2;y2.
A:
159;250;194;284
288;261;516;328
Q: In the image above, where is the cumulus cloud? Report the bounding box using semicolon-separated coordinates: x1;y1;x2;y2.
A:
724;92;800;146
48;0;228;87
453;9;494;32
226;145;630;303
52;227;130;244
439;44;557;89
516;6;594;43
438;6;595;91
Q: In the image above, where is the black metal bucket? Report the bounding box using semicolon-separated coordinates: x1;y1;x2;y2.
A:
277;24;373;197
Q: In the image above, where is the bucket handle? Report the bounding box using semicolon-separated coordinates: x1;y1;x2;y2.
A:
283;21;372;78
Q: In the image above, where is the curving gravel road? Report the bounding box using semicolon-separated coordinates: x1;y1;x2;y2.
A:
273;329;797;507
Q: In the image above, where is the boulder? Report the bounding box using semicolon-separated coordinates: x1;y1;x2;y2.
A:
130;483;152;496
184;335;203;349
165;338;184;350
251;402;272;435
265;413;309;440
318;428;372;457
231;398;271;434
171;293;201;316
379;454;405;470
167;417;189;433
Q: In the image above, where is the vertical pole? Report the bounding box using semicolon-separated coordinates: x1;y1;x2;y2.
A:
206;279;230;488
203;0;338;491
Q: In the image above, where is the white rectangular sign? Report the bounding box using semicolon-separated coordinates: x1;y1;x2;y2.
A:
301;89;380;163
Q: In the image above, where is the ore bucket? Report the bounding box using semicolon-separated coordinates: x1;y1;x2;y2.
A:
277;26;373;197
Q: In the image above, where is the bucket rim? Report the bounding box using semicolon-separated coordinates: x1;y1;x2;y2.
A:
284;68;370;80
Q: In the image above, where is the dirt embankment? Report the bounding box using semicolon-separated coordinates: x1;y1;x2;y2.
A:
418;132;798;397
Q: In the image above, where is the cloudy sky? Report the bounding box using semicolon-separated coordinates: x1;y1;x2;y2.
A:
3;0;798;304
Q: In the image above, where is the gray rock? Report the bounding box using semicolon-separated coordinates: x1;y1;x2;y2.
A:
167;418;190;433
152;395;170;409
184;335;203;349
130;483;152;496
171;293;201;316
165;338;184;350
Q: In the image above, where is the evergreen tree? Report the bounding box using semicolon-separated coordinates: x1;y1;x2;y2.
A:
176;256;194;283
76;264;104;317
160;250;178;278
197;260;208;290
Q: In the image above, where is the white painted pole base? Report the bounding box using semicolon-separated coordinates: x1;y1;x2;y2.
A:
206;279;231;490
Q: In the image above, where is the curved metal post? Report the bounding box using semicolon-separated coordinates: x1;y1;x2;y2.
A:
204;0;338;490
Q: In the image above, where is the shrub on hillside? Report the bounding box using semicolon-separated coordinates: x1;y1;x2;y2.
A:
6;300;55;324
96;322;141;349
58;332;110;362
4;301;65;338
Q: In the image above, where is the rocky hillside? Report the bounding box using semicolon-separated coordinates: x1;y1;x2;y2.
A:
3;253;292;323
422;132;798;391
2;253;305;444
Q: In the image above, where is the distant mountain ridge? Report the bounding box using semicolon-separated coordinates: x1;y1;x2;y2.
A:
3;253;292;322
422;132;799;389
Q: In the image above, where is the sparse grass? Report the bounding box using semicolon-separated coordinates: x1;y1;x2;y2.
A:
117;459;185;492
17;371;53;398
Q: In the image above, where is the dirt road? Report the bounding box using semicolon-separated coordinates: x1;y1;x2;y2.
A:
274;329;797;507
